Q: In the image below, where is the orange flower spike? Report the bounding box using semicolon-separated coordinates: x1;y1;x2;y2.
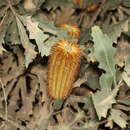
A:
48;39;81;99
60;24;80;39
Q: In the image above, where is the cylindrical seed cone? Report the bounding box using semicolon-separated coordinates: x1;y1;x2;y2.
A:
47;39;81;99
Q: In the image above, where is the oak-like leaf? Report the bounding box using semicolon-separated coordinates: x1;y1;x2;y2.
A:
90;26;117;119
16;16;37;67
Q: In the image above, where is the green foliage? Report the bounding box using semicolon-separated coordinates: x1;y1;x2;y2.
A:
91;26;116;89
92;87;119;119
24;16;50;56
90;26;117;119
0;1;73;66
16;15;37;67
90;25;129;128
20;16;72;56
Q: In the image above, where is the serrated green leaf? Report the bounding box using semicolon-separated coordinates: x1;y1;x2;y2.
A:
16;16;37;67
91;26;116;87
34;16;74;38
92;87;119;119
25;16;52;56
110;109;127;128
90;26;117;119
35;15;74;40
23;16;73;56
36;18;58;35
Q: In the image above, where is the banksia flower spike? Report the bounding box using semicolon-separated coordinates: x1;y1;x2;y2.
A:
48;39;81;99
60;24;80;39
